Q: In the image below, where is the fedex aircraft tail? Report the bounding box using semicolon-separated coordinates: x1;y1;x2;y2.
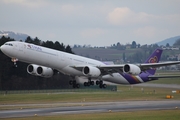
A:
144;48;163;75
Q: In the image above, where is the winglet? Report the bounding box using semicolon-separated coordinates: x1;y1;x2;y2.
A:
145;48;163;75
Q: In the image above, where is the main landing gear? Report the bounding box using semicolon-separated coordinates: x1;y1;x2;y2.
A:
69;77;107;89
96;80;107;88
69;80;80;88
84;78;107;89
84;78;94;87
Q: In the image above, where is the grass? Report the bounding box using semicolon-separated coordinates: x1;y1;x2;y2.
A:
151;71;180;84
0;85;180;119
4;109;180;120
0;86;180;105
149;78;180;84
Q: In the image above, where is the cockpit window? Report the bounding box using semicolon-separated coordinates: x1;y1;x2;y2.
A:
5;43;13;46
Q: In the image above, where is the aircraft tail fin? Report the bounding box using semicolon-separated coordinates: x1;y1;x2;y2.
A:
144;48;163;75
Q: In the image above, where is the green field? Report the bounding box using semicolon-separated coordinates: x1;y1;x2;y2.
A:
151;71;180;84
4;110;180;120
1;85;180;120
1;75;180;120
0;85;180;107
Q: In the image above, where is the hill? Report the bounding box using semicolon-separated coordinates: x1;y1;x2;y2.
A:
0;31;29;41
155;36;180;46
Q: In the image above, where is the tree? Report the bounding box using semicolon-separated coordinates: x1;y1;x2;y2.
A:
166;43;170;47
131;41;137;48
173;38;180;46
0;36;74;90
33;37;41;45
25;36;33;43
65;45;74;54
123;52;126;62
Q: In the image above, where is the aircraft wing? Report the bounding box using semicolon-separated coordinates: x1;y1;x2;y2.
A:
99;61;180;71
71;61;180;75
148;75;180;79
137;61;180;70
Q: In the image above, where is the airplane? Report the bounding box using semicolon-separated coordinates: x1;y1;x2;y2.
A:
1;41;180;89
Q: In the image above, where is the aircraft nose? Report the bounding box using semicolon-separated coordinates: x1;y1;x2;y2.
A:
0;45;5;53
0;45;3;51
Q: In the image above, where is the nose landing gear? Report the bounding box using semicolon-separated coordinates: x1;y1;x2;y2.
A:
11;58;18;67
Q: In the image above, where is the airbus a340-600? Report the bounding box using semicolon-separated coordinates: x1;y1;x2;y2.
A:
1;41;180;88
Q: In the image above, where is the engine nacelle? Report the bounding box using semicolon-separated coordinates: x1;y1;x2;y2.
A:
27;64;38;75
82;66;101;78
123;64;141;75
27;64;53;78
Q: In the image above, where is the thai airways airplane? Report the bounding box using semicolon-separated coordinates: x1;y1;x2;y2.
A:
1;41;180;88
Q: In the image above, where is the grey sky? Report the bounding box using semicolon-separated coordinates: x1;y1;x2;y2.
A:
0;0;180;46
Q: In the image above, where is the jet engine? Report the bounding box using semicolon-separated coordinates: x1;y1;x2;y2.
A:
82;66;101;78
27;64;53;78
123;64;141;75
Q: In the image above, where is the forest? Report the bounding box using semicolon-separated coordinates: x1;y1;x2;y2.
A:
1;36;180;90
0;36;74;90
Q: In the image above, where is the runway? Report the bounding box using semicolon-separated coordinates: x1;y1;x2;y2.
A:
0;100;180;118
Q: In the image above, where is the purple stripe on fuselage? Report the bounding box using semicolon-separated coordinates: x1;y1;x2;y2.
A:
121;72;151;84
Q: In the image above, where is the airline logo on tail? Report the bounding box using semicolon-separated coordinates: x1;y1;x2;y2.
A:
148;49;160;63
149;56;158;63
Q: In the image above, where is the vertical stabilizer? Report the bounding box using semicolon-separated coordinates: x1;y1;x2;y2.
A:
144;49;163;75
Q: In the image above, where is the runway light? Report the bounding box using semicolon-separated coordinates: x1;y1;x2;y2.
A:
108;110;112;112
166;95;174;99
34;114;37;116
175;107;178;109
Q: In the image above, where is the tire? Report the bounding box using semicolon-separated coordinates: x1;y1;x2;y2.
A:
96;81;99;85
99;84;103;88
103;84;107;88
90;81;94;85
73;84;76;88
76;84;80;88
84;82;87;86
69;80;73;85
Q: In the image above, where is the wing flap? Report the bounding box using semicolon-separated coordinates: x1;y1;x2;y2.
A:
70;61;180;75
148;75;180;79
139;61;180;70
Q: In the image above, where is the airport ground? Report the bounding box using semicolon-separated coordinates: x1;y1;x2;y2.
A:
0;71;180;120
0;84;180;120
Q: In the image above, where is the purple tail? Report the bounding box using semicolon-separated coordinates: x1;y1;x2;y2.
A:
144;48;163;75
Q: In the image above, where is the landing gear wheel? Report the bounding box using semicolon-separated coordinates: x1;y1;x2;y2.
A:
103;84;107;88
73;83;80;88
99;80;103;85
90;81;94;85
99;84;103;88
69;80;73;85
96;81;99;85
76;84;80;88
84;82;87;86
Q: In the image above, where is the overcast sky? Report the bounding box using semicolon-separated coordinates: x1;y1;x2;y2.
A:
0;0;180;46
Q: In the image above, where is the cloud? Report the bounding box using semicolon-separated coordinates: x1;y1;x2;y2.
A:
80;28;106;38
107;7;156;25
2;0;48;8
107;7;133;25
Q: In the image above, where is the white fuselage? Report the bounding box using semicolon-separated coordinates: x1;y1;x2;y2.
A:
1;41;105;76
